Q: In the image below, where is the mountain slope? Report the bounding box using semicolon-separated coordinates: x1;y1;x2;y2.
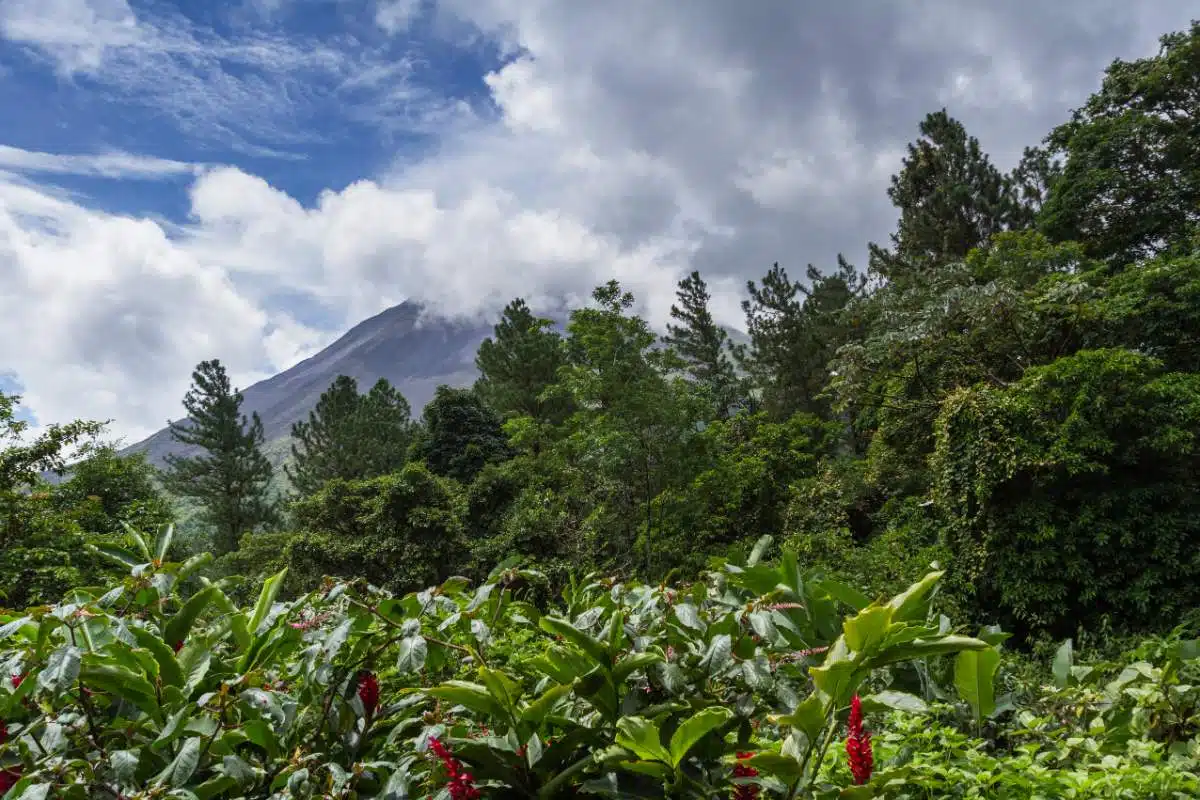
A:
123;300;753;469
124;302;492;467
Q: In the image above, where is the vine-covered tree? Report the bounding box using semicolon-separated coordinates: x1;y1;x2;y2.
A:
663;271;742;418
285;375;413;496
162;360;276;555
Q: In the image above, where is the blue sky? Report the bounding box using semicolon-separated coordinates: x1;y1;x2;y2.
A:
0;0;1194;443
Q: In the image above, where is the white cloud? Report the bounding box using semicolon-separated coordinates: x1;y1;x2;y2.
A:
0;145;200;180
1;0;1196;446
376;0;423;34
0;0;139;74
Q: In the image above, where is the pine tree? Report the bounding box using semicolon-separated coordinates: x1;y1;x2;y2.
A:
870;109;1025;282
663;271;741;418
474;299;567;421
162;360;276;555
285;376;413;497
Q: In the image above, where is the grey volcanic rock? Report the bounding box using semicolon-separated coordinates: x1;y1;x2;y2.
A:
124;302;493;467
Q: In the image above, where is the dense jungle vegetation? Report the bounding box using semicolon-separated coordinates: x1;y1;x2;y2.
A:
1;20;1198;799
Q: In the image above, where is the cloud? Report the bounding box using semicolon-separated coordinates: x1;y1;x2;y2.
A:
0;144;200;180
0;0;1196;445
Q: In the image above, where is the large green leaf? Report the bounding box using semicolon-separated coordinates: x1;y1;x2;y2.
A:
886;571;944;623
164;586;219;648
155;737;201;787
539;616;609;666
1052;639;1074;689
868;635;989;667
519;683;573;725
614;716;670;764
247;568;287;636
81;664;161;721
422;680;505;717
612;651;664;683
37;645;81;694
130;627;184;689
843;605;893;655
956;646;1001;724
668;706;733;767
154;523;176;563
396;636;428;674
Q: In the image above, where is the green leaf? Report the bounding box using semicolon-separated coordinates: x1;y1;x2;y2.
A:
868;635;989;667
866;690;928;714
699;634;732;675
248;567;287;636
744;751;803;778
775;693;826;741
956;646;1001;724
614;716;670;764
612;651;664;683
82;663;161;721
843;605;893;655
672;604;705;632
164;586;218;649
668;706;733;767
111;750;141;785
516;683;570;727
478;667;525;715
130;627;185;689
154;523;176;562
747;535;773;566
748;611;779;642
886;571;944;623
87;544;142;569
422;681;504;717
396;636;428;674
1052;639;1074;689
177;645;211;694
817;578;871;611
121;521;153;561
156;737;201;787
37;645;81;694
242;719;279;759
539;616;609;666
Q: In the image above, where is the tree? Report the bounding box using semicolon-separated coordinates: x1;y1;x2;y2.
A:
162;360;276;555
663;271;742;418
51;446;173;540
285;376;414;497
870;109;1025;282
1040;21;1200;265
0;392;104;493
409;386;512;484
474;299;568;423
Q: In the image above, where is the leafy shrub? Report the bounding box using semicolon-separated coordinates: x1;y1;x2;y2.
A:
0;528;998;798
933;348;1200;639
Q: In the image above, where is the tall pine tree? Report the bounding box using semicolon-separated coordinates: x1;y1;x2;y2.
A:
870;109;1025;282
663;271;741;418
162;360;276;555
285;376;414;497
474;299;567;422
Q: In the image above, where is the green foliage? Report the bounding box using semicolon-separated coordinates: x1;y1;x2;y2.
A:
869;109;1029;282
475;298;570;425
0;534;1002;798
285;376;415;497
410;386;512;484
933;348;1200;638
162;360;277;555
286;462;468;595
50;446;173;540
664;271;743;418
1040;21;1200;264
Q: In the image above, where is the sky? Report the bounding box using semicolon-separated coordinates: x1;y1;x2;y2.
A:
0;0;1195;445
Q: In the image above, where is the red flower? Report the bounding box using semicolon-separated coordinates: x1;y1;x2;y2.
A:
357;672;380;718
0;767;20;793
9;674;22;690
731;751;759;800
429;737;481;800
0;720;6;744
172;641;184;654
845;695;873;786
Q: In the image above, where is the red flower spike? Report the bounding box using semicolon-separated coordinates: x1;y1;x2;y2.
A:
357;672;380;718
9;674;22;689
429;737;481;800
172;641;184;654
0;720;7;744
0;767;20;794
845;695;873;786
731;751;760;800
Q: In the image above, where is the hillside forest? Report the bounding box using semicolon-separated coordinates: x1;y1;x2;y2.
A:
0;21;1198;799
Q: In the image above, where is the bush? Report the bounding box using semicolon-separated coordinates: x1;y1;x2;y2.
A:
933;348;1200;639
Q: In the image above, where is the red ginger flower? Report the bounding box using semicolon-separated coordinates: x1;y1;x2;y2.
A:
429;737;481;800
9;674;22;689
357;671;380;718
731;751;760;800
0;767;20;794
845;695;873;786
